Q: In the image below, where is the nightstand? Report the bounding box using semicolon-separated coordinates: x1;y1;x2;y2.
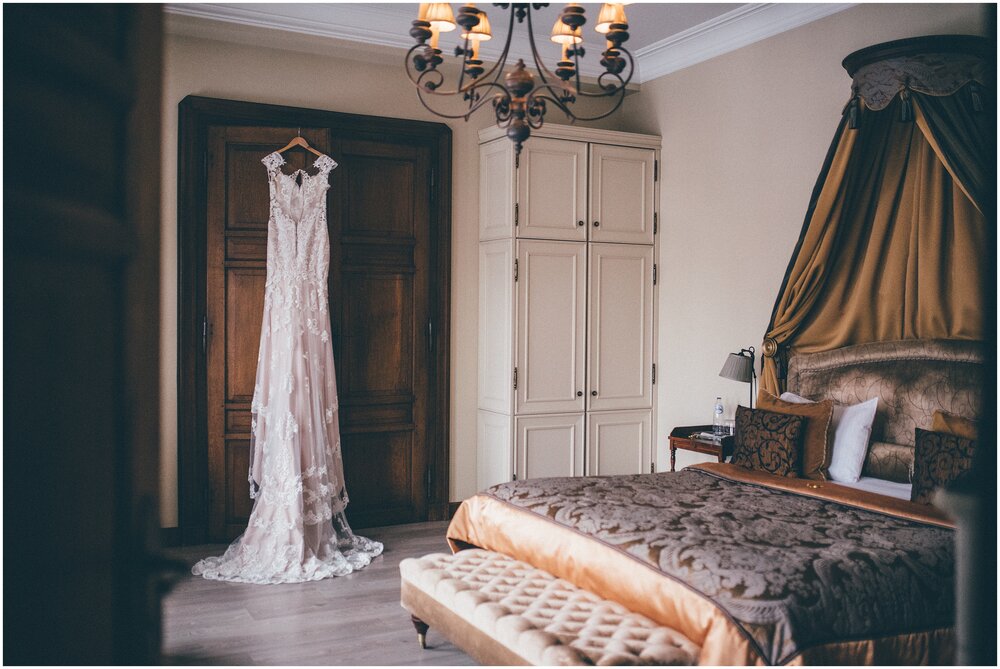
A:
668;425;734;472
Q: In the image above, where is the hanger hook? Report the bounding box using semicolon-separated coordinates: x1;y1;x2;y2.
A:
297;127;301;137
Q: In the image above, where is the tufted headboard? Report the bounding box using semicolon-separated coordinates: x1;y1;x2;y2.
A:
786;339;984;481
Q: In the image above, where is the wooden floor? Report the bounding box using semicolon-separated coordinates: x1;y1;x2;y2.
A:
162;521;476;666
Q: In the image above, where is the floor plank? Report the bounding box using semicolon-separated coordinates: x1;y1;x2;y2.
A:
162;522;476;666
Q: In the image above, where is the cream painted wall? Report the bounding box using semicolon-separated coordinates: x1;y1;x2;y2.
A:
618;3;988;473
159;32;624;526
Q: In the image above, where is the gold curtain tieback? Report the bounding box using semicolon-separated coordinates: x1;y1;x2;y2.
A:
762;337;779;358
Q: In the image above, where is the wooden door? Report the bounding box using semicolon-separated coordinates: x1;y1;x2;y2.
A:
587;410;652;476
515;413;585;480
589;144;655;244
5;5;167;663
517;138;589;241
204;126;436;539
588;243;654;411
516;240;587;415
330;137;434;529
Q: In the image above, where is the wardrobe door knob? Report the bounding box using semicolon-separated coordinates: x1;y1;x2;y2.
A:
577;220;585;227
591;390;598;396
577;391;583;397
593;221;600;228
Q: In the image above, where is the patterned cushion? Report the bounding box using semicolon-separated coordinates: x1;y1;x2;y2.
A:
400;549;698;665
758;390;834;480
910;428;977;505
731;406;805;477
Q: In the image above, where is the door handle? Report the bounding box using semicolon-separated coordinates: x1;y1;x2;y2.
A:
576;391;583;397
577;220;585;227
591;390;598;396
593;221;600;228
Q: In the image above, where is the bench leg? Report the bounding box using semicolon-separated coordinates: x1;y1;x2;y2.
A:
411;614;429;649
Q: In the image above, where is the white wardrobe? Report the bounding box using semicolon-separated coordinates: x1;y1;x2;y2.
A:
477;124;661;489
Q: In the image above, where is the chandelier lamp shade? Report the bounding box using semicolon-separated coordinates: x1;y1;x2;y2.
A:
406;3;634;154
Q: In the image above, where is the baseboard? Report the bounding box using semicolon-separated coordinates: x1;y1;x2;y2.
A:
161;526;181;547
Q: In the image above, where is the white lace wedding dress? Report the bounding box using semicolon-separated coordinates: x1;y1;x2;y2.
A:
192;151;383;584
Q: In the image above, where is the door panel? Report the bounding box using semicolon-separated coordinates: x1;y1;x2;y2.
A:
479;240;513;413
587;410;651;476
332;138;431;529
589;144;655;244
205;127;434;538
517;138;588;241
478;410;513;489
480;140;514;240
588;243;653;411
515;413;585;480
516;240;587;415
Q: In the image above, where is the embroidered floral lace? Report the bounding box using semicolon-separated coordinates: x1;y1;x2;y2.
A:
193;151;383;584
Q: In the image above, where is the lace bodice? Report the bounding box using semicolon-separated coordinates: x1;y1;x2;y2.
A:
261;151;338;287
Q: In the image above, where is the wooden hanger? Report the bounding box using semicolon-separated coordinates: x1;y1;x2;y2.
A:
276;128;323;157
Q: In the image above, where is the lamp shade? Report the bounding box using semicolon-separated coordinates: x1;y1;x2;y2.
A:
550;16;582;45
595;3;627;34
460;9;492;42
421;3;457;32
719;352;754;383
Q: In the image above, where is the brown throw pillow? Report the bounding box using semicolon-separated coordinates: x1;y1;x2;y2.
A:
911;428;977;505
731;405;805;477
930;410;978;441
757;390;834;480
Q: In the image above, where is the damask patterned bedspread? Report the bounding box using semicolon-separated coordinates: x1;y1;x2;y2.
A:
447;464;955;665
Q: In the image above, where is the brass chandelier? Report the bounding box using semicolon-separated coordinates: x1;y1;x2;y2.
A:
405;3;633;154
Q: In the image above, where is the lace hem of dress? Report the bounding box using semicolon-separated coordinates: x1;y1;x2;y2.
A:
191;511;384;585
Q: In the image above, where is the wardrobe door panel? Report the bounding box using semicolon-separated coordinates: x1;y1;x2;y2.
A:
517;138;588;241
480;139;514;240
478;410;513;489
516;240;587;415
587;410;651;476
589;144;655;244
515;413;585;480
588;243;653;411
479;239;513;413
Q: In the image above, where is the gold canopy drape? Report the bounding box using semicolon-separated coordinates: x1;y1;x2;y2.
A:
761;38;990;395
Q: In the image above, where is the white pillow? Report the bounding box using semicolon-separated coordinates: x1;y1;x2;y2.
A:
780;392;879;483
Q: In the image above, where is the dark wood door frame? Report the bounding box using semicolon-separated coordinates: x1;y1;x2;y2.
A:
177;95;452;545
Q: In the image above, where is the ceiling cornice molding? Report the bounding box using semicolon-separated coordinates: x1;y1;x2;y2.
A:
164;3;856;84
164;3;405;47
634;3;855;82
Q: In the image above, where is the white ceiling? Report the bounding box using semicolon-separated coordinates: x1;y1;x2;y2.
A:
165;3;854;83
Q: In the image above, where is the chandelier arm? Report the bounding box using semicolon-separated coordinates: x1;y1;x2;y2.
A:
414;81;512;120
404;9;517;98
570;49;635;98
524;6;571;95
528;84;628;122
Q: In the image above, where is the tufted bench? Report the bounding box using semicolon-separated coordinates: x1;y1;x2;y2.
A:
399;549;699;665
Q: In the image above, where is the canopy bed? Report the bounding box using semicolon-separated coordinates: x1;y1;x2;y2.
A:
401;35;991;665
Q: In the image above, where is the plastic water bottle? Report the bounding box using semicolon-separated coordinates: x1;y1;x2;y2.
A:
713;396;725;436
